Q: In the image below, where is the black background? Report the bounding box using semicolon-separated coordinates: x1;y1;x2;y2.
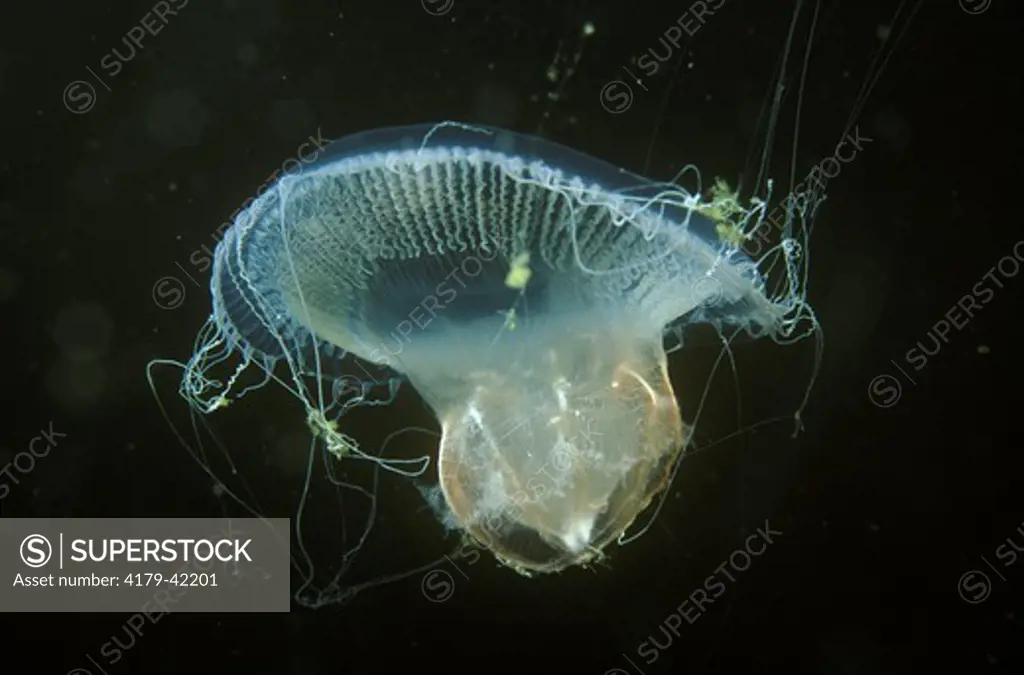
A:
1;0;1022;673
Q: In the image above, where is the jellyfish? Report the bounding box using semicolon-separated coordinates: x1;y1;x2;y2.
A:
141;0;926;606
161;119;817;583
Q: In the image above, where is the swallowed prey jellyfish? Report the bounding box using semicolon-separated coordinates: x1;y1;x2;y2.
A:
167;120;817;581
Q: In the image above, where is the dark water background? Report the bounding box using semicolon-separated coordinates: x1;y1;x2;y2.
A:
1;0;1021;673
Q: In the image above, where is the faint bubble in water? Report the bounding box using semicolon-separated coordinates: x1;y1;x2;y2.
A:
145;88;210;148
52;302;114;361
